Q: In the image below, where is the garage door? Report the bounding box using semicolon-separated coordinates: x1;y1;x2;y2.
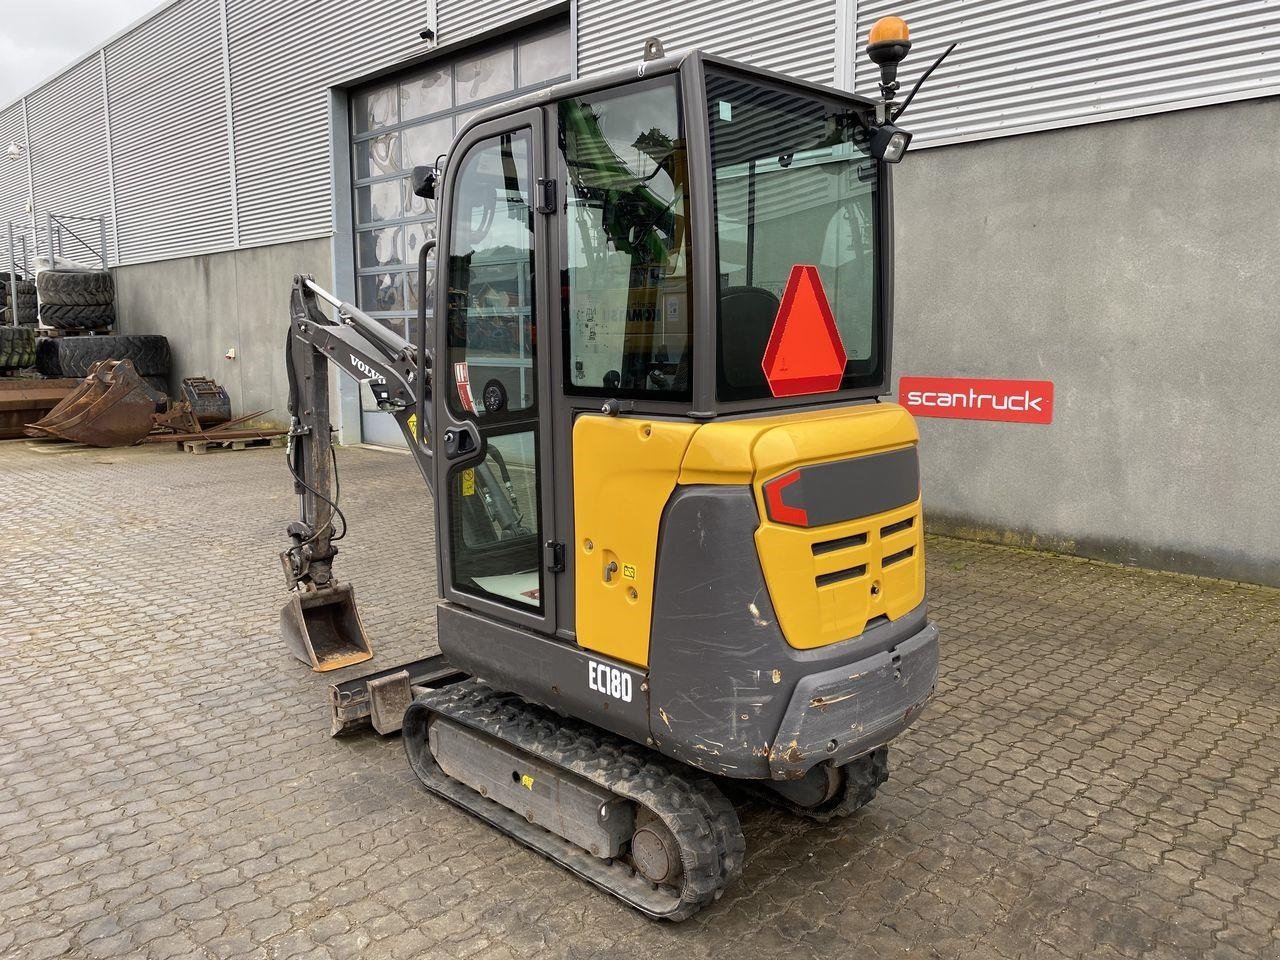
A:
349;21;571;445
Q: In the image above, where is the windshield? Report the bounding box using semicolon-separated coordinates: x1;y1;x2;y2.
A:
707;69;881;401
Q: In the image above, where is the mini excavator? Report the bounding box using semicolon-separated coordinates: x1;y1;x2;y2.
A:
279;18;948;919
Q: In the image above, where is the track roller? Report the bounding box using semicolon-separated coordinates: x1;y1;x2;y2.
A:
403;679;744;921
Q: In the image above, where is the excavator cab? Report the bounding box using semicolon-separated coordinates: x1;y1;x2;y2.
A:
434;52;885;610
282;23;943;919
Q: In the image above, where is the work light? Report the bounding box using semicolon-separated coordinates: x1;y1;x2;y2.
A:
869;123;912;163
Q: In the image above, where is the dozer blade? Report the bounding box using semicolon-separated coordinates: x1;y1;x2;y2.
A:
25;359;158;447
280;582;374;672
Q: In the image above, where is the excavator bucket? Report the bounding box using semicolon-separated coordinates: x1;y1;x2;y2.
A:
280;582;374;672
25;359;157;447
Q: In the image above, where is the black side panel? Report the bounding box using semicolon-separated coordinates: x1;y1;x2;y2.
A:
648;486;928;779
437;603;650;745
770;445;919;527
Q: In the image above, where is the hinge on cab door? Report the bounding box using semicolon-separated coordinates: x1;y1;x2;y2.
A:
536;178;557;214
544;540;566;573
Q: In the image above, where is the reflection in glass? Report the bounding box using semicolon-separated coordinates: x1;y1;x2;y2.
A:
356;180;402;223
378;317;409;339
454;48;515;106
402;117;452;169
560;80;691;398
405;221;437;261
354;133;399;179
401;66;451;120
706;71;879;400
407;265;436;312
519;31;571;87
358;273;405;312
447;130;536;417
357;227;404;269
448;431;541;609
406;188;435;219
353;84;397;134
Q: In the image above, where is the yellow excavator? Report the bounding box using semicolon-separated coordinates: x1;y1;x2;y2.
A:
279;17;948;919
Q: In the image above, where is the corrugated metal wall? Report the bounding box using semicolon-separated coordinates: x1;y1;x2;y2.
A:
576;0;839;84
227;0;428;248
4;0;1280;266
105;0;236;263
25;56;114;262
0;103;29;266
853;0;1280;146
437;0;562;45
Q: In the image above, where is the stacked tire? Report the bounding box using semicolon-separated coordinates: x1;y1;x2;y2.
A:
36;334;171;395
6;279;39;326
0;327;37;371
36;269;115;330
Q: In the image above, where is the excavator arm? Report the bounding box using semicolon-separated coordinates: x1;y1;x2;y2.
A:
279;267;433;671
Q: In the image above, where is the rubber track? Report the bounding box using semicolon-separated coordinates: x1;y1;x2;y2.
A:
404;680;744;921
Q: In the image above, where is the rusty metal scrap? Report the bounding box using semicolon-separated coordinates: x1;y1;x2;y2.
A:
0;377;80;440
144;401;277;443
22;364;282;448
25;360;159;447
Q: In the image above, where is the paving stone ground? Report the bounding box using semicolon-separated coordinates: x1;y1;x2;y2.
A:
1;440;1278;960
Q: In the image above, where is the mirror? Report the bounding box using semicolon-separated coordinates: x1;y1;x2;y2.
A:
412;164;438;199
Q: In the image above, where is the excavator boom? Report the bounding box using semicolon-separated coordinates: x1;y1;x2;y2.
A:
279;274;427;671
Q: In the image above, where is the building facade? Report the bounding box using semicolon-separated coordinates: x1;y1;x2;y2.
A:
3;0;1279;585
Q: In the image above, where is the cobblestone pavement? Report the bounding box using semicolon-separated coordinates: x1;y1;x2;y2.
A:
2;441;1278;960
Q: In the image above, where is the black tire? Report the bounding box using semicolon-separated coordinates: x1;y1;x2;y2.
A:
14;281;37;326
143;374;170;397
36;270;115;306
38;302;115;330
34;334;171;378
0;327;36;370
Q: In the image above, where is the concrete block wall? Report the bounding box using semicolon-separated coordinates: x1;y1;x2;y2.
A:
891;96;1280;586
113;238;333;428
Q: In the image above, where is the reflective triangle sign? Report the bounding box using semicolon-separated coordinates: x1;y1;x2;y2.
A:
761;264;847;398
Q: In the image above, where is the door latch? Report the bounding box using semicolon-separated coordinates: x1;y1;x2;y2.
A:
536;178;557;215
544;540;565;573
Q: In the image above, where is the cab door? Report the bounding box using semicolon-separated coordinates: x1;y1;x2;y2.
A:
433;109;557;634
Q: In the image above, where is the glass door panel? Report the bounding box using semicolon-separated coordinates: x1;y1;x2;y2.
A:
441;127;545;613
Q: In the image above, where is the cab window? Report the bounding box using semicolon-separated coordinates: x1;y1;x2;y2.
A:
707;70;882;401
558;78;692;399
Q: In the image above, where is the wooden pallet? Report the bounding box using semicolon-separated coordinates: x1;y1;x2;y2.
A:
179;434;285;455
37;326;115;338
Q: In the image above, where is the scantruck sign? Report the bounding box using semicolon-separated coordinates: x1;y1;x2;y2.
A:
899;376;1055;424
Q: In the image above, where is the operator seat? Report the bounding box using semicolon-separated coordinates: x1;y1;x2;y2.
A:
719;285;780;393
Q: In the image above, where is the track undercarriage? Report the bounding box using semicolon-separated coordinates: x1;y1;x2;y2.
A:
402;679;889;920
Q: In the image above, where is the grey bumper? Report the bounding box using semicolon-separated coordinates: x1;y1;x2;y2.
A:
767;622;939;780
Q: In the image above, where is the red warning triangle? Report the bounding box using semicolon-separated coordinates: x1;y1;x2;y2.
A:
761;265;847;398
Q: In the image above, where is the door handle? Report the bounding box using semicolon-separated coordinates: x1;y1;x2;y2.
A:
442;420;482;460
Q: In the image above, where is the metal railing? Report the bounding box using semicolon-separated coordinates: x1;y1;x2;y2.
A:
45;213;109;270
4;214;111;326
